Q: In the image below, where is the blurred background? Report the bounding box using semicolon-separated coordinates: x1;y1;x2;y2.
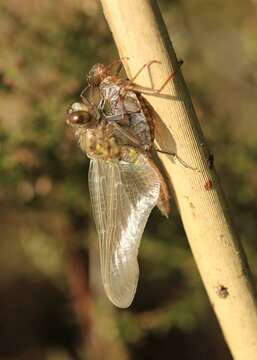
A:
1;0;257;359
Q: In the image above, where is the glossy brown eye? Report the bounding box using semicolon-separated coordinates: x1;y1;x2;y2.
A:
68;111;91;125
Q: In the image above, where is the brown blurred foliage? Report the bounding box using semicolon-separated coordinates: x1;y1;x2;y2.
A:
0;0;257;359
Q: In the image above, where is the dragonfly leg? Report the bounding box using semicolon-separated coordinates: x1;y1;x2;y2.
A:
131;60;161;87
155;147;197;170
110;121;142;148
155;148;176;157
80;85;93;106
156;59;183;93
80;86;100;119
127;59;184;94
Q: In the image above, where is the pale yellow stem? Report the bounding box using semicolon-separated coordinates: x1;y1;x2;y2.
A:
99;0;257;359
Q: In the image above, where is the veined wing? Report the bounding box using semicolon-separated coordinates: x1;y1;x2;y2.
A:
88;154;160;308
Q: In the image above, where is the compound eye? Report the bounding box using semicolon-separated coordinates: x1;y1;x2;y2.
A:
68;111;90;125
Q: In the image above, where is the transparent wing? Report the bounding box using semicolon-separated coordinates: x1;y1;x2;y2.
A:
88;154;160;308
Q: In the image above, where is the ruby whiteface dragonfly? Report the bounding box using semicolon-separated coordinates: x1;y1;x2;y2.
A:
66;94;170;308
65;59;181;307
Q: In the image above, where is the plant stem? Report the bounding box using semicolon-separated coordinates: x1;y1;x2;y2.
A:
99;0;257;358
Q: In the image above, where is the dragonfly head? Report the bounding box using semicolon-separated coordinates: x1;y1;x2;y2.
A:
87;63;111;86
66;102;97;128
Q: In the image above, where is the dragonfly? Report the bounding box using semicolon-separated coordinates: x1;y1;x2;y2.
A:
66;96;170;308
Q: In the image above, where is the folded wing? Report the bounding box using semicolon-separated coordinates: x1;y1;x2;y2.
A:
88;154;160;308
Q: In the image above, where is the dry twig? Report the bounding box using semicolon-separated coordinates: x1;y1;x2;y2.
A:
99;0;257;358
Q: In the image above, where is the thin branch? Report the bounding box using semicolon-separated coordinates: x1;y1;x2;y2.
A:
99;0;257;359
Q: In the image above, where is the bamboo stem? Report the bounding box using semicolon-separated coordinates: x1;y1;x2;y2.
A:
99;0;257;358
